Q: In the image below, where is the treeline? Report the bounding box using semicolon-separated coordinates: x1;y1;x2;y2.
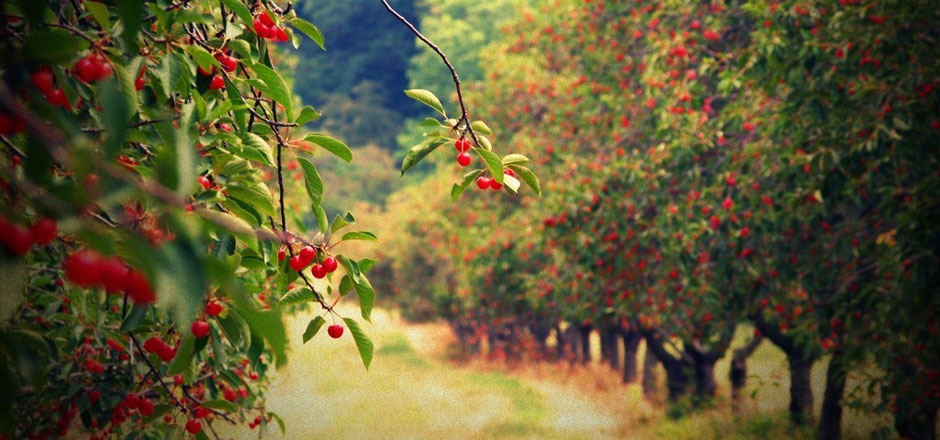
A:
379;1;940;439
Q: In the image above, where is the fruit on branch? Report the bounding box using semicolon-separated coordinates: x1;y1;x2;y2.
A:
185;419;202;434
457;152;472;167
191;320;210;338
327;324;344;339
208;75;225;90
205;301;224;317
322;256;338;273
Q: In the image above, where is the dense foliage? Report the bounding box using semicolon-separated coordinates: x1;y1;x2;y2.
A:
386;0;939;437
0;1;529;439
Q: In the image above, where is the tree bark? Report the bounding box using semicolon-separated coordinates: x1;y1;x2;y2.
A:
563;325;581;364
622;328;643;384
643;330;691;402
818;349;846;440
579;324;592;364
642;341;659;399
599;325;621;371
789;352;816;425
751;312;818;425
730;335;763;405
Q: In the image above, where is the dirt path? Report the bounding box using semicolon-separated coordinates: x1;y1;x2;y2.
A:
228;306;641;440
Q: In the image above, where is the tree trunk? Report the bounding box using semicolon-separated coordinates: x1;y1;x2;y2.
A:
600;325;621;371
563;325;581;364
643;331;691;402
789;352;816;425
642;341;659;399
579;324;592;364
693;355;718;399
819;349;846;440
731;335;763;405
622;329;642;384
553;323;565;361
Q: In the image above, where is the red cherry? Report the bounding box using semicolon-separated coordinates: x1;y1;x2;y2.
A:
457;152;471;167
123;270;156;304
143;336;164;354
99;257;130;294
123;393;140;410
321;256;338;273
74;57;97;83
504;168;516;178
64;250;104;287
205;301;224;317
327;324;344;339
454;137;470;153
299;245;316;266
185;419;202;434
722;197;734;210
275;27;290;43
134;76;146;91
191;320;210;338
2;223;34;255
157;344;176;362
198;64;215;76
208;75;225;90
219;55;238;72
138;398;154;416
277;249;286;262
310;263;327;279
288;255;306;272
253;19;273;38
95;60;113;81
30;69;54;93
476;176;491;190
489;179;503;190
258;11;274;27
223;387;237;402
45;88;70;108
197;175;211;190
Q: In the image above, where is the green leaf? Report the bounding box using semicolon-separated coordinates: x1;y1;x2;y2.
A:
116;0;144;51
509;165;541;197
168;334;196;375
218;312;249;346
502;154;530;166
220;0;253;27
279;287;316;307
302;316;326;344
23;29;89;64
355;277;375;322
343;318;374;370
470;120;492;135
404;89;445;115
119;305;148;333
401;137;446;175
225;183;275;218
314;205;329;234
297;158;323;208
252;63;294;120
340;231;377;242
303;134;352;163
475;148;504;183
358;258;378;273
289;18;326;50
239;132;275;167
85;2;111;29
451;169;484;201
296;106;320;125
330;212;356;234
184;44;216;72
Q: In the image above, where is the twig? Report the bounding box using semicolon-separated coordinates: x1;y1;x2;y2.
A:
379;0;483;147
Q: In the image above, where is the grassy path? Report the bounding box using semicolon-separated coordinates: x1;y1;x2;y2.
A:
225;306;891;439
231;307;636;440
